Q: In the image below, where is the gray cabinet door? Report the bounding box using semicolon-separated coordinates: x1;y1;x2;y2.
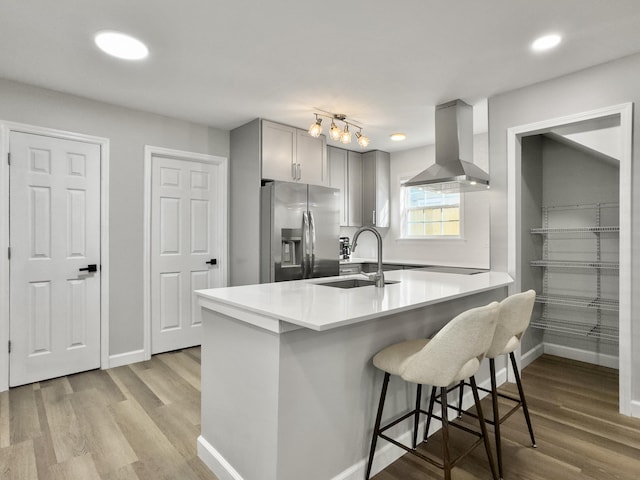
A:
328;146;348;226
262;120;296;182
297;129;327;186
347;151;363;227
362;150;390;227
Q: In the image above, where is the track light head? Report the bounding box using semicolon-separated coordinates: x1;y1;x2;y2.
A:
355;130;369;148
340;124;351;144
308;115;323;137
329;120;341;141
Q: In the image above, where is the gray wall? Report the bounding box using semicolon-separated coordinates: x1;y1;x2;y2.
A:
488;53;640;406
0;77;229;357
519;136;544;353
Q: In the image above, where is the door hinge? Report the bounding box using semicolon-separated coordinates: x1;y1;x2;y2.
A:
7;152;10;165
8;341;11;354
7;247;10;260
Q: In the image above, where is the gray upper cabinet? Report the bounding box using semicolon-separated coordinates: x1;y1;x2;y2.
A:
261;119;327;186
362;150;390;228
328;147;362;227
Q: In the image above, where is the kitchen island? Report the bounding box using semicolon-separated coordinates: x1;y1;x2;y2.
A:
196;269;512;480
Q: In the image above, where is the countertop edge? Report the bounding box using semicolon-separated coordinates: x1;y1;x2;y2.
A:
197;271;513;333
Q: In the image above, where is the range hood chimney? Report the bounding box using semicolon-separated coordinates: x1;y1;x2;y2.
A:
405;99;489;193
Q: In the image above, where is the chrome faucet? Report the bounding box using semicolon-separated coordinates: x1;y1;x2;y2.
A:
351;226;385;288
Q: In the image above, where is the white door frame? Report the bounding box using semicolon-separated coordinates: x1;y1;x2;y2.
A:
0;121;110;392
506;102;633;416
143;145;228;360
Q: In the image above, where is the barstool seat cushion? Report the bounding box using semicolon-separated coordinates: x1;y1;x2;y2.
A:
373;339;429;376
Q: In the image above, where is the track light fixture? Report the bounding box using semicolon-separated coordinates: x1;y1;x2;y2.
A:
308;111;370;148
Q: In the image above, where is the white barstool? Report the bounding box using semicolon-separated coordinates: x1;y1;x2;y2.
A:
365;302;500;480
455;290;537;479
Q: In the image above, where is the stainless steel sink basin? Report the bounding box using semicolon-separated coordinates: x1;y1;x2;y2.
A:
315;279;400;289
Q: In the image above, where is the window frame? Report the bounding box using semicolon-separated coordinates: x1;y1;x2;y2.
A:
399;179;464;240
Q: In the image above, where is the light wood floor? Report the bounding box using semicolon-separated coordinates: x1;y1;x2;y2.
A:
0;348;217;480
1;351;639;479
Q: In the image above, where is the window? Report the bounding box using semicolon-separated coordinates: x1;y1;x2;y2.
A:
401;184;461;238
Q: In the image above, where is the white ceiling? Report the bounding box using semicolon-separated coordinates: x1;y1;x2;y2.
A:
1;0;640;152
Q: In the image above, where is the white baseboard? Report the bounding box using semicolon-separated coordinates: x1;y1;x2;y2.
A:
629;400;640;419
543;342;618;369
107;349;146;369
198;435;245;480
521;344;544;369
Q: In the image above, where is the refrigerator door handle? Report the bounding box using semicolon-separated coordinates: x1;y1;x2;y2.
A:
302;211;310;278
309;210;316;275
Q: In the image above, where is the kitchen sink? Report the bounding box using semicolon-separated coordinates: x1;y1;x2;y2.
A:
315;279;400;289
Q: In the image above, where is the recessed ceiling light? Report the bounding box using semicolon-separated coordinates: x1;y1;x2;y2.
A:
390;133;407;141
94;30;149;60
531;33;562;52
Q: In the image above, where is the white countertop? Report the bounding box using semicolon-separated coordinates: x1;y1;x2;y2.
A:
196;270;513;332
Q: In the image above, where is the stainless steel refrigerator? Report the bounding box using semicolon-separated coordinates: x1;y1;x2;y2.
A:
260;181;340;282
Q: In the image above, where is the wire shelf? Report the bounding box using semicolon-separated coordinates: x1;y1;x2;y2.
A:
535;294;619;311
530;226;619;234
530;316;618;342
541;202;619;211
530;260;619;269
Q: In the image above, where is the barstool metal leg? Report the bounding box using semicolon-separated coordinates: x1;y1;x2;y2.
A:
509;352;537;448
489;359;503;479
440;386;452;480
412;384;422;449
457;380;465;418
365;372;390;480
424;386;437;441
470;376;499;480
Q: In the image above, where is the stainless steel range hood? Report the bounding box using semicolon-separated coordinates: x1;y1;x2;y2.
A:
405;99;489;193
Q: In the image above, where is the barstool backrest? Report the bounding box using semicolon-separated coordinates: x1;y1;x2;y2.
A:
485;290;536;359
400;302;500;387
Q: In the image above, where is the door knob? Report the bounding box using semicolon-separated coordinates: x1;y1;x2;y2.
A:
79;264;97;273
205;259;217;265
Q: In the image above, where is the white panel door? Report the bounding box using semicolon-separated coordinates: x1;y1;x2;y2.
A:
151;156;221;354
9;131;101;387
